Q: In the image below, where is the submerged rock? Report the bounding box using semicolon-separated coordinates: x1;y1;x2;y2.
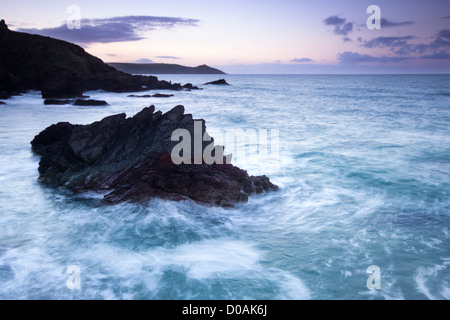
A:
31;106;278;207
128;93;174;98
73;99;108;106
44;99;108;106
151;93;175;98
44;99;72;105
204;79;230;85
181;83;200;91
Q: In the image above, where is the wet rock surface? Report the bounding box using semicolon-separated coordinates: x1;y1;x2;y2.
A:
31;105;278;207
204;79;230;85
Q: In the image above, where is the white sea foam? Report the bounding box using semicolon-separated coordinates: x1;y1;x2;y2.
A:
1;75;449;299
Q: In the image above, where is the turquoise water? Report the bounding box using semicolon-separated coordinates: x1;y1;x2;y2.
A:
0;75;449;299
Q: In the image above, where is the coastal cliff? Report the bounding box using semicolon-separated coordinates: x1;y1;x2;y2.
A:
0;19;198;99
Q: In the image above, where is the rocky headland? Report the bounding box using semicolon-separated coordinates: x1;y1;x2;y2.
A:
109;63;226;75
0;19;198;100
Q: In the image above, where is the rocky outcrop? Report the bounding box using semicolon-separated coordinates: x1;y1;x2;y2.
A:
73;99;108;106
31;106;278;207
44;99;108;106
0;20;199;99
128;93;174;98
44;99;72;105
204;79;230;85
0;19;7;30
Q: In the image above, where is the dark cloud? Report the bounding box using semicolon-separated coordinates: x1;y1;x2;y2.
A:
360;29;450;56
339;48;450;65
394;47;414;56
17;15;199;44
430;29;450;48
413;29;450;53
380;18;414;28
136;58;154;63
156;56;182;59
342;37;352;43
363;36;415;50
323;16;346;26
338;51;413;64
443;16;450;19
20;24;144;43
338;23;353;36
338;51;373;64
363;36;415;48
419;50;450;60
291;58;313;63
323;15;353;36
438;29;450;39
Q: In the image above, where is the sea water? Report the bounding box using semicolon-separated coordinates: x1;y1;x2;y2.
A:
0;74;449;300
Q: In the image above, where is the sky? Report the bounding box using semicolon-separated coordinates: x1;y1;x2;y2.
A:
2;0;450;73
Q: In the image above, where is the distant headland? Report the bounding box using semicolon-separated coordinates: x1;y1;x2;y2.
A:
108;63;226;75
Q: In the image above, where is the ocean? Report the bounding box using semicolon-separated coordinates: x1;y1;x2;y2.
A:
0;74;449;300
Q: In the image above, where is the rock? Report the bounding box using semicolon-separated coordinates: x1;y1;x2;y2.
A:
0;20;200;99
0;91;10;99
31;106;278;207
182;83;201;91
44;99;72;105
152;93;174;98
128;94;152;98
128;93;174;98
73;99;108;106
204;79;230;85
0;101;5;105
0;19;7;31
44;99;106;105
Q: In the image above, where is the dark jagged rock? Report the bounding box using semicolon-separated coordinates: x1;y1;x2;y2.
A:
31;106;278;207
73;99;108;106
44;99;108;106
44;99;72;105
152;93;174;98
128;94;152;98
181;83;200;91
0;91;10;99
0;20;200;99
128;93;174;98
0;20;7;31
204;79;230;86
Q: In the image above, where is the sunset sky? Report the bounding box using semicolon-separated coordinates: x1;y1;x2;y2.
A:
2;0;450;73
